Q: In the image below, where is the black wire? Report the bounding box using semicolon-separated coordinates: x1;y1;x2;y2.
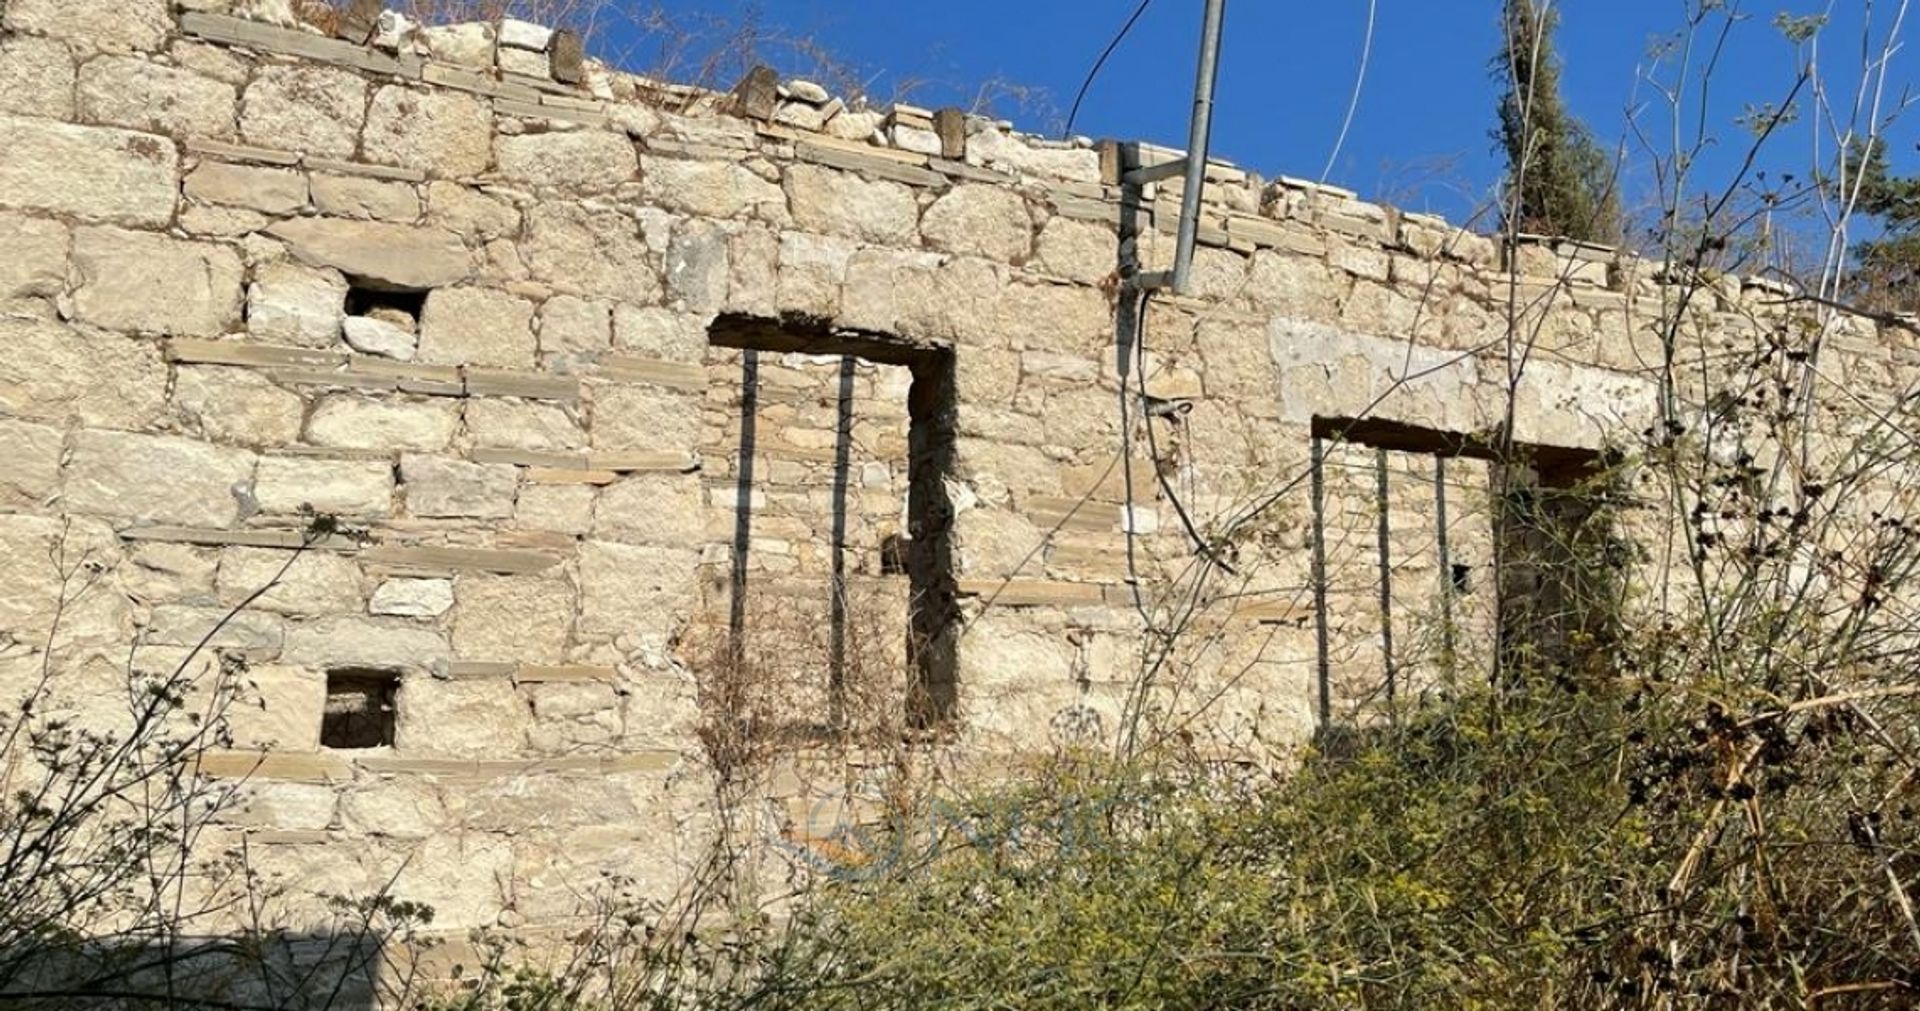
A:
1062;0;1157;140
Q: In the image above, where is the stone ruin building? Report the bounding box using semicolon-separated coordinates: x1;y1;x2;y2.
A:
5;0;1890;967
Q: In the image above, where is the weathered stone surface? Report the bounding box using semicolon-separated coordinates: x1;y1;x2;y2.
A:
3;0;169;53
536;295;610;358
241;65;368;158
496;130;637;191
72;227;243;336
422;22;496;67
65;430;256;527
1035;217;1116;283
363;86;493;178
172;366;306;446
217;547;363;615
995;281;1111;353
311;173;421;222
0;35;76;119
0;114;176;226
969;128;1100;182
281;617;449;671
786;164;918;244
186;161;308;214
0;419;63;508
592;474;704;546
452;574;572;661
666;219;729;311
417;286;537;368
78;56;237;140
523;202;659;301
577;540;698;640
466;399;583;452
268;218;473;291
401;454;518;518
392;679;526;759
306;395;460;452
0;212;69;298
0;317;167;428
343;315;417;358
147;604;283;652
425;181;519;240
247;261;347;346
515;484;594;535
612;306;706;362
638;157;788;222
255;456;394;517
232;776;336;827
370;577;454;617
589;384;701;452
922;184;1032;261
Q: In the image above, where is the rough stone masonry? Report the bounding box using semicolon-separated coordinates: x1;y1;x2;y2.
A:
0;0;1892;945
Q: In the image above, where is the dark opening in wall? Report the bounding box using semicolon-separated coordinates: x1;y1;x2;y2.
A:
706;313;960;730
321;669;398;750
344;284;427;323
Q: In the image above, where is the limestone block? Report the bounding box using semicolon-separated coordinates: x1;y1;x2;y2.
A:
179;203;270;238
343;314;417;359
536;295;610;358
147;604;284;652
1035;217;1116;284
592;473;704;546
0;317;168;428
337;779;450;840
217;547;363;616
401;454;518;519
255;456;394;518
1245;249;1346;321
515;485;593;535
1270;320;1487;436
0;419;61;508
392;677;527;757
523;202;660;301
577;540;698;641
1508;359;1660;452
78;57;238;140
969;128;1100;182
638;157;788;223
589;384;701;453
363;86;493;178
268;218;473;291
3;0;170;53
465;399;583;452
281;617;449;671
306;395;459;452
417;286;537;368
422;23;496;68
71;227;243;336
66;430;256;527
0;212;70;298
169;39;250;86
370;578;453;618
381;833;514;926
611;306;706;362
497;18;553;51
172;366;306;447
495;46;547;78
186;161;308;215
310;173;420;222
451;573;572;662
425;181;519;241
995;281;1110;353
0;35;76;119
774;230;855;317
496;130;638;191
666;219;728;312
786;164;918;245
0;514;124;638
231;779;336;830
241;65;368;158
0;114;177;226
922;185;1033;262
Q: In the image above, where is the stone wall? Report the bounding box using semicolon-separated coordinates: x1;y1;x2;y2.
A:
0;0;1905;941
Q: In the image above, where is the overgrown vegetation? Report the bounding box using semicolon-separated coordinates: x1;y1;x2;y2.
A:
1494;0;1624;245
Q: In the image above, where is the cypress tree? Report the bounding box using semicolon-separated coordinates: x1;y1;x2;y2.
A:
1495;0;1624;245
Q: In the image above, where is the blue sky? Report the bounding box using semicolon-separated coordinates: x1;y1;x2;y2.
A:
614;2;1917;226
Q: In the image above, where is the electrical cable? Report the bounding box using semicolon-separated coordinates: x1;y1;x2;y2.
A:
1320;0;1378;182
1062;0;1157;140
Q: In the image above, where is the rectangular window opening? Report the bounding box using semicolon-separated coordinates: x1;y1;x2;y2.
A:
321;669;398;750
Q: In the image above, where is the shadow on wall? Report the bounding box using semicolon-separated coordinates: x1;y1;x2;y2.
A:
0;933;383;1010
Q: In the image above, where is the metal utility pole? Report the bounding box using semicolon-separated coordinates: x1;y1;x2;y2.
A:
1127;0;1227;295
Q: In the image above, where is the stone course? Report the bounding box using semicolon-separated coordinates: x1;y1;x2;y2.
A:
0;0;1890;947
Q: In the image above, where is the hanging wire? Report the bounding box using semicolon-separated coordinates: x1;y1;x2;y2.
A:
1321;0;1379;182
1062;0;1158;139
